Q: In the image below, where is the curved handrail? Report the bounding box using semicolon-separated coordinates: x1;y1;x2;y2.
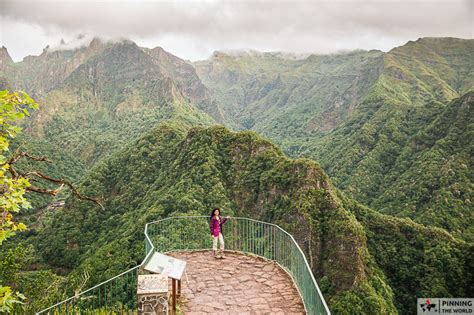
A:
145;216;330;314
37;216;330;314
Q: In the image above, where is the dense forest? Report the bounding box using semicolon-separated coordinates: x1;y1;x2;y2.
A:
0;37;472;314
196;38;474;240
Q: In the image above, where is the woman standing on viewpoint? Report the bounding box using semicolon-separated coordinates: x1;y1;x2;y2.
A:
210;208;229;259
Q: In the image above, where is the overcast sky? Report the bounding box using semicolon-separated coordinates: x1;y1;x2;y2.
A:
1;0;472;62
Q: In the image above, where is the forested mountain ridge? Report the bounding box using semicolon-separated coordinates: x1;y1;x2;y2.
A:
2;38;470;235
0;39;218;223
0;39;219;170
1;38;222;113
23;40;215;165
310;39;474;240
363;92;473;239
194;49;385;134
195;37;474;239
142;46;224;122
0;38;220;160
24;124;471;314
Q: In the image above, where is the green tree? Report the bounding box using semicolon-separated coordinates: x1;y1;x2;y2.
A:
0;90;38;312
0;90;102;312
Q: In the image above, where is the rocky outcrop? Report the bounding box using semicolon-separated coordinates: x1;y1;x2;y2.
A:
0;46;13;68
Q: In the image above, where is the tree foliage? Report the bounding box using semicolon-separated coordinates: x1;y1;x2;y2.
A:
0;90;38;312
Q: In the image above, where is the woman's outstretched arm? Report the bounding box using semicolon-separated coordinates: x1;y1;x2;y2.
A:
221;215;230;225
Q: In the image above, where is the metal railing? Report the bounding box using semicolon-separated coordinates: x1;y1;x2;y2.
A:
35;266;140;314
37;216;330;314
146;216;330;315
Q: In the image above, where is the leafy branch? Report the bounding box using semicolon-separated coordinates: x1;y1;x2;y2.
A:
3;149;103;208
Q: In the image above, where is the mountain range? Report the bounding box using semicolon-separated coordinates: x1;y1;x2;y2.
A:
195;38;474;240
0;37;472;314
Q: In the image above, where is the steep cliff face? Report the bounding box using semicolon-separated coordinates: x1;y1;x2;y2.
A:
194;50;384;133
1;39;217;168
0;46;14;90
143;46;224;122
1;38;223;124
1;39;109;97
31;124;470;313
0;46;14;69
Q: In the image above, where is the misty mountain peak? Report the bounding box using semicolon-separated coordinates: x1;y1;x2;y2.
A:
0;46;13;66
88;37;104;49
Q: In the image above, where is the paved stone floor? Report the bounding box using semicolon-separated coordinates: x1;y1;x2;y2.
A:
168;251;305;315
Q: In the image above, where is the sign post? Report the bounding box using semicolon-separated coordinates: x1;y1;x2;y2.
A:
143;252;187;314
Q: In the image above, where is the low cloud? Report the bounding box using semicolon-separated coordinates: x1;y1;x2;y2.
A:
1;0;472;61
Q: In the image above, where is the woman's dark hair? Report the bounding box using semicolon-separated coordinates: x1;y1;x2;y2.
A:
210;207;220;219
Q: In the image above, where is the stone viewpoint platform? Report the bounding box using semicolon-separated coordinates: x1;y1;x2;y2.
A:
169;251;305;314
